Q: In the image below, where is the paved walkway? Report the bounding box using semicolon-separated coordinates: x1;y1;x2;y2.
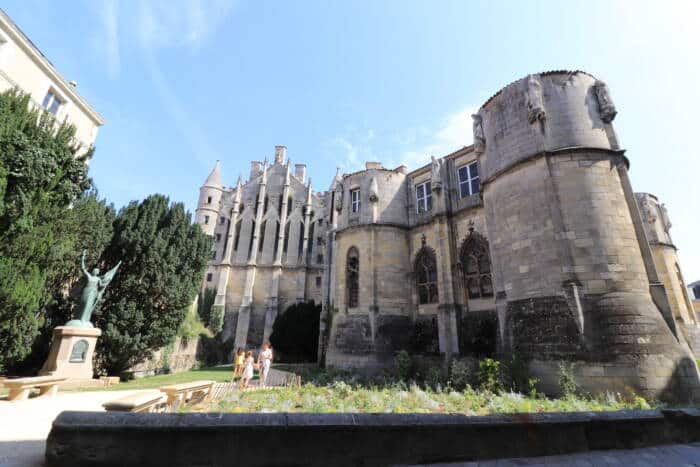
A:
0;390;140;467
413;442;700;466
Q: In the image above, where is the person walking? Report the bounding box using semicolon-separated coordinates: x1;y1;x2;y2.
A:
259;342;273;388
240;350;255;390
233;348;245;379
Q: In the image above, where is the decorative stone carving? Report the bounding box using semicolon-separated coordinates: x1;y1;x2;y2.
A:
472;114;485;154
594;80;617;123
659;203;672;234
638;196;658;224
430;156;443;193
525;74;546;124
368;177;379;203
334;182;344;212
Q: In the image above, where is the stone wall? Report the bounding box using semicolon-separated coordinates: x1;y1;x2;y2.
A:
127;336;200;379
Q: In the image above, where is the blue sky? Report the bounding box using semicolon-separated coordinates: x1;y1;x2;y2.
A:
3;0;700;280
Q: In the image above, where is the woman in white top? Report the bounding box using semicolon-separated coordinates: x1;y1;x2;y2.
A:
259;342;273;388
240;350;255;389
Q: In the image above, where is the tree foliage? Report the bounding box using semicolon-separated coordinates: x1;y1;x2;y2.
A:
197;287;217;328
0;89;92;371
94;194;211;375
269;301;321;362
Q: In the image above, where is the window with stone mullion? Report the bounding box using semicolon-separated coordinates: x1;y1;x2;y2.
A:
415;249;438;304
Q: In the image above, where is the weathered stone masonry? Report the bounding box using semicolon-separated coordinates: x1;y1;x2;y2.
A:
196;71;700;401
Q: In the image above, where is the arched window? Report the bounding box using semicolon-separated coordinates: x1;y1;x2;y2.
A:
248;220;256;259
346;247;359;308
287;196;293;216
263;195;269;215
273;221;281;259
282;222;290;254
460;231;494;299
306;222;315;263
297;221;305;257
259;220;267;252
415;247;438;304
233;220;242;251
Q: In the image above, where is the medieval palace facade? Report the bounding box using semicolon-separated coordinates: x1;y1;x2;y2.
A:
196;70;700;401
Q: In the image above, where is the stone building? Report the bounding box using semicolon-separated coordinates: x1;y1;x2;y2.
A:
0;8;103;151
196;71;700;401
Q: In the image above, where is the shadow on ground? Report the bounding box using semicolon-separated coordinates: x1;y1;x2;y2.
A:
0;440;45;467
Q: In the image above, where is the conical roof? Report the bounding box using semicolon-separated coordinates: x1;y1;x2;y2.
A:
203;161;223;188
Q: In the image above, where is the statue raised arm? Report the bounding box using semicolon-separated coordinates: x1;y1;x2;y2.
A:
67;250;121;328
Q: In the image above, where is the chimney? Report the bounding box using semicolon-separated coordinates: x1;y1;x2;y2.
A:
365;161;383;170
274;146;287;165
250;161;262;180
295;164;306;182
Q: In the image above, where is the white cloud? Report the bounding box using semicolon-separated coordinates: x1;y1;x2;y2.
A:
92;0;120;78
136;0;237;51
326;106;476;174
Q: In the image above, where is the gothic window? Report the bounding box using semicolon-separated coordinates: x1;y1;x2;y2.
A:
248;220;256;259
346;247;359;308
263;195;269;214
259;220;266;252
207;196;212;204
273;221;281;259
416;181;432;214
215;233;221;242
306;222;315;263
233;220;242;251
415;247;438;304
287;196;293;216
298;221;305;257
458;161;480;198
278;196;283;215
283;222;290;254
460;231;493;299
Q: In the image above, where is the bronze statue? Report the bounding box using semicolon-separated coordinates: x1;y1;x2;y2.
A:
66;250;121;328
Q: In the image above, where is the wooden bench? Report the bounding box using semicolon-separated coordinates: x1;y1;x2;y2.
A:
103;391;167;413
159;380;215;409
2;376;67;401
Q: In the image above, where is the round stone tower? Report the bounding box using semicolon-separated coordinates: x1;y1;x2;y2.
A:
195;160;224;236
476;71;700;401
325;162;413;373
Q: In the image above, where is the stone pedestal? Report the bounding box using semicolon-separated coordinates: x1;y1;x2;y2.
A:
40;326;102;380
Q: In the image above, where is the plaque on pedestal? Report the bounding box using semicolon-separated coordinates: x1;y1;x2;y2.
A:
39;326;102;380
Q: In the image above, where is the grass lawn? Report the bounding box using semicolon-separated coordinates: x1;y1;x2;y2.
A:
193;381;656;415
73;365;258;392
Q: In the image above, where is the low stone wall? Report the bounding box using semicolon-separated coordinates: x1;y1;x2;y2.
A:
46;409;700;467
125;336;200;379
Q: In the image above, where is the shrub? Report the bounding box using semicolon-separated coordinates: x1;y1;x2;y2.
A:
477;358;503;393
558;362;578;398
209;305;224;334
177;310;209;343
449;359;470;391
395;350;413;381
426;367;442;390
503;354;529;393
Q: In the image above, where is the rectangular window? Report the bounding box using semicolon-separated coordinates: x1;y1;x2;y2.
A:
458;162;480;198
211;250;217;260
215;233;221;242
316;276;322;288
351;189;360;213
416;181;432;214
41;89;64;115
220;216;225;225
317;254;324;263
204;215;209;225
207;196;212;204
206;273;213;282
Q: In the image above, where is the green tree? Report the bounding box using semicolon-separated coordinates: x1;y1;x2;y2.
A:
0;89;91;371
197;287;217;328
269;301;321;362
94;194;211;375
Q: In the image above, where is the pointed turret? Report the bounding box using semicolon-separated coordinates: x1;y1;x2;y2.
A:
203;160;223;188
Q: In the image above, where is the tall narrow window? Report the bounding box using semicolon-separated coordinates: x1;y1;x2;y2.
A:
306;223;315;263
248;221;256;259
415;247;438;304
259;221;267;252
278;196;283;215
346;247;359;308
233;220;242;251
283;222;290;254
273;221;281;259
460;232;493;299
350;189;360;213
207;196;212;204
219;216;225;225
215;233;221;243
298;221;305;257
416;181;433;214
458;161;480;198
41;89;63;115
263;195;269;214
204;215;210;225
287;196;293;216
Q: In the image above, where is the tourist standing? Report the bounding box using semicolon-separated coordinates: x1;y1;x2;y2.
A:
233;348;245;378
240;351;255;390
259;342;273;388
